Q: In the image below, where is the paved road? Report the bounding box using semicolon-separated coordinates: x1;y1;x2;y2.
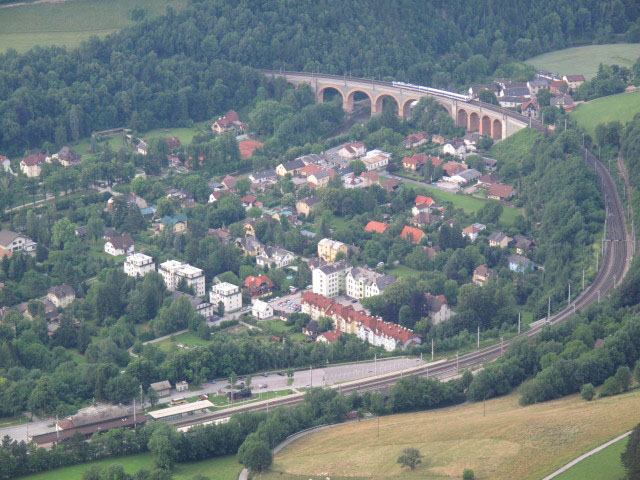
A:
540;430;632;480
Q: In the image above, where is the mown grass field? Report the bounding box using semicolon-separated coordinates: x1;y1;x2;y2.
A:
570;91;640;139
17;453;242;480
554;436;628;480
0;0;188;53
525;43;640;79
397;180;521;226
261;389;640;480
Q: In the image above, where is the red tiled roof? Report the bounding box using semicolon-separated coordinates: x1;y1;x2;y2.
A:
299;164;323;177
403;153;428;167
488;183;514;199
415;195;435;207
301;291;334;312
443;162;466;176
320;330;343;342
244;275;273;289
20;154;46;166
238;139;263;159
241;195;257;204
430;156;444;167
364;221;388;234
401;226;425;244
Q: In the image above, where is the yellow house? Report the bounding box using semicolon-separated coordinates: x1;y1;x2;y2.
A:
317;238;348;262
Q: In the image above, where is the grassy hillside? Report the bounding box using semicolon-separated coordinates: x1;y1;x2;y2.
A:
16;454;241;480
554;436;628;480
261;389;640;480
525;43;640;79
570;92;640;139
489;127;543;163
0;0;188;53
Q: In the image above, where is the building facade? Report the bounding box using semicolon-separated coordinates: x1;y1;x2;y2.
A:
209;282;242;312
159;260;205;297
312;261;352;298
124;253;156;278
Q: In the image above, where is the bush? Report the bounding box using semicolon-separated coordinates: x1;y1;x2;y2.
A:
580;383;595;401
614;365;632;392
237;435;272;472
599;376;620;397
462;469;475;479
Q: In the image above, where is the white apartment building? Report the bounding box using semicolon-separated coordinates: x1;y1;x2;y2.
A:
209;282;242;313
124;253;156;278
361;149;390;171
159;260;205;297
345;267;396;299
312;261;352;298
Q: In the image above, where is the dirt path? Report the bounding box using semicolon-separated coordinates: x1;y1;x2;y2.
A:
0;0;71;9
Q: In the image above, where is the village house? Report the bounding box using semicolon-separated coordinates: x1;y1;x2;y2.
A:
302;320;319;340
527;78;550;96
424;293;454;325
488;232;512;249
317;238;349;262
402;131;429;149
499;96;526;108
364;220;388;234
380;178;399;192
0;230;37;257
360;170;380;187
47;284;75;308
20;153;46;177
462;223;486;242
159;260;206;297
410;212;437;228
514;236;536;255
402;153;428;171
449;168;482;186
104;235;134;256
207;228;232;245
301;291;334;319
563;75;585;90
296;196;321;217
346;267;395;299
308;169;336;188
508;254;534;273
208;190;228;203
150;380;172;397
472;265;494;286
276;158;306;177
252;299;273;320
488;183;514;200
338;141;366;159
241;195;258;209
360;150;390;171
48;146;81;167
237;235;265;256
298;163;324;178
443;141;467;157
431;134;446;144
221;175;237;191
256;246;295;269
107;192;148;211
400;226;426;244
249;169;277;185
312;260;352;298
124;253;155;278
244;275;274;298
157;214;188;234
443;161;467;177
550;94;574;109
209;282;242;312
0;155;10;173
317;330;343;344
549;79;568;95
478;173;502;186
211;110;247;134
170;291;215;318
521;99;539;118
343;173;364;189
135;139;148;155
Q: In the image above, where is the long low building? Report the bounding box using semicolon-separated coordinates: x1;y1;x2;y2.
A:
147;399;214;421
29;412;146;448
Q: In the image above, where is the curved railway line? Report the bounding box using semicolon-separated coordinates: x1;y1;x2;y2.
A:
172;76;632;430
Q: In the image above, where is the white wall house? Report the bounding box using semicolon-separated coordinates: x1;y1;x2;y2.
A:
345;267;395;299
252;300;273;320
159;260;206;297
209;282;242;313
104;235;135;256
312;261;352;298
256;246;295;269
361;150;390;171
124;253;156;278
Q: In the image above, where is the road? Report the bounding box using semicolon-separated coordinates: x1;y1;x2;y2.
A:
167;104;632;430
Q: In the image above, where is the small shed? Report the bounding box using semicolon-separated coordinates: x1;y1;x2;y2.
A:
176;381;189;392
150;380;172;397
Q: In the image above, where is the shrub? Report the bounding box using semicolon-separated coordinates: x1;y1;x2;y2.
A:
581;383;595;401
462;468;476;479
599;376;620;397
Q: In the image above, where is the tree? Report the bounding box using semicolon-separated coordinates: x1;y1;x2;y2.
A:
217;301;225;317
599;376;620;397
51;217;77;249
622;423;640;480
349;159;366;176
397;448;423;470
147;422;179;470
237;436;272;472
536;88;552;107
477;89;498;105
462;469;475;480
235;178;251;196
614;365;632;392
634;360;640;385
580;383;595;401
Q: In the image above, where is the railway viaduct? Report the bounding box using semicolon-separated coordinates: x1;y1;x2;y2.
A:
262;70;531;140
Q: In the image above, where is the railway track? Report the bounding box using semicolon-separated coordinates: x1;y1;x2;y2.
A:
171;77;631;430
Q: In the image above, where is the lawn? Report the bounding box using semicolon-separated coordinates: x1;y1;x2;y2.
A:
570;91;640;139
554;436;628;480
396;180;521;225
153;332;209;352
0;0;189;53
525;43;640;79
16;454;241;480
384;264;422;279
261;389;640;480
0;414;29;428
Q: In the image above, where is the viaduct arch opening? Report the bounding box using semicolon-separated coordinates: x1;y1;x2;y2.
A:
457;109;468;128
374;94;400;117
318;86;344;107
492;119;503;139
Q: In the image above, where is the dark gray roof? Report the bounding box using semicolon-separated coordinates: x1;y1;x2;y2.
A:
48;284;75;299
251;169;277;180
0;230;22;247
283;159;306;171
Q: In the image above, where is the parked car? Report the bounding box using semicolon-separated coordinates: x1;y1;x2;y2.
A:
260;384;267;388
210;379;217;384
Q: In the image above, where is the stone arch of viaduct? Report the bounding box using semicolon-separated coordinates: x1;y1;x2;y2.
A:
265;71;529;140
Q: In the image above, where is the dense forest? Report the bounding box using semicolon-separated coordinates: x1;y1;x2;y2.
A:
2;0;640;154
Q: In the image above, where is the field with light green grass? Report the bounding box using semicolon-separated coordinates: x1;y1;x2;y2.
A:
570;91;640;139
0;0;188;53
153;331;210;351
525;43;640;79
554;436;628;480
16;454;241;480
